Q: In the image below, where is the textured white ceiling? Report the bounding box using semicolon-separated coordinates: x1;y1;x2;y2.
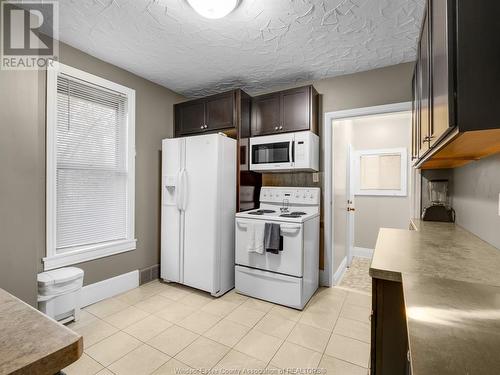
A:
58;0;425;97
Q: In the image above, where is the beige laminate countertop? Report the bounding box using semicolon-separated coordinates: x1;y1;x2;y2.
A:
403;274;500;375
370;219;500;375
370;219;500;287
0;288;82;375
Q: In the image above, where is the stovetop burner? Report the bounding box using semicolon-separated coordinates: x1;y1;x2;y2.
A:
279;211;307;218
248;209;276;215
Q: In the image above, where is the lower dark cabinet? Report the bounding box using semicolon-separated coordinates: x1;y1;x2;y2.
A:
371;278;409;375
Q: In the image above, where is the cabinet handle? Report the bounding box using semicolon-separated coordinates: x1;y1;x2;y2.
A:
279;126;283;130
200;125;204;129
204;125;208;129
423;135;435;142
275;126;279;130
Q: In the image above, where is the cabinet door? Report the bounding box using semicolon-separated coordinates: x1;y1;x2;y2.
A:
419;12;431;155
251;93;281;136
411;70;419;160
175;100;205;136
430;0;453;146
205;92;234;131
281;86;310;133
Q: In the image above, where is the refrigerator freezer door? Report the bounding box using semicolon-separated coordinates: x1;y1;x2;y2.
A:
182;135;220;293
161;138;184;283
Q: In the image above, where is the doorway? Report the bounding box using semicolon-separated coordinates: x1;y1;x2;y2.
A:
321;102;413;287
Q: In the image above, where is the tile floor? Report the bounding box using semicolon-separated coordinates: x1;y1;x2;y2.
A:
65;280;371;375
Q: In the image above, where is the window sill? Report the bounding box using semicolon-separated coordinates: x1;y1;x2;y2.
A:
43;239;137;271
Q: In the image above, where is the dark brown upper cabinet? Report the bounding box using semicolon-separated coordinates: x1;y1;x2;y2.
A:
205;92;234;130
411;70;419;160
251;93;281;135
175;90;236;136
412;0;500;169
429;0;455;148
251;85;318;137
175;100;206;135
419;12;431;156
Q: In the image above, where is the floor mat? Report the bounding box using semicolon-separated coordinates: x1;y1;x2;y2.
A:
339;257;372;294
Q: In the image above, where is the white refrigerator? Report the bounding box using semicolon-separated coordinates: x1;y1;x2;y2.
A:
161;133;236;296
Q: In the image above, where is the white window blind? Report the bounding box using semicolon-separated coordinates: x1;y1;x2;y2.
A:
354;148;407;197
45;62;136;270
56;75;128;251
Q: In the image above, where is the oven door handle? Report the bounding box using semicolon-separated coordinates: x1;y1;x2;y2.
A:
236;220;248;228
280;225;301;234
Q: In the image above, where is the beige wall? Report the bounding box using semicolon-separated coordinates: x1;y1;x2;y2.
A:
0;42;183;305
316;62;414;113
451;154;500;250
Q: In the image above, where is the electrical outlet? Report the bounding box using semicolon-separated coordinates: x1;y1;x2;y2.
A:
313;173;319;183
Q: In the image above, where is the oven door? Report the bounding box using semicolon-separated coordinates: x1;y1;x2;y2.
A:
235;218;303;277
250;135;294;171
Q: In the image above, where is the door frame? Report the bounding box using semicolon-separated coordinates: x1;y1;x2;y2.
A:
320;102;412;287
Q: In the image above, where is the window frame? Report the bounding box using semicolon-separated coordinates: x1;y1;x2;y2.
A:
353;147;408;197
44;62;136;271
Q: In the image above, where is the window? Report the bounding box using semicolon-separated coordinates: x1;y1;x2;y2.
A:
353;148;407;196
44;62;136;270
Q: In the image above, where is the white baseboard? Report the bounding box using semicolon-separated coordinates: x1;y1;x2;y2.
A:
332;256;347;285
352;247;374;259
81;270;139;307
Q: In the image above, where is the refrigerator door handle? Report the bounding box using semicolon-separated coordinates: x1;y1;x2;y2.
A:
176;169;184;211
181;169;188;211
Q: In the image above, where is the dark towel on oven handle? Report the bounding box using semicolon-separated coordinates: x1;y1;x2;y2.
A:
264;223;282;254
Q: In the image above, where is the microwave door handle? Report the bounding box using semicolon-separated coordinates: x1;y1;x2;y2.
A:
289;140;295;163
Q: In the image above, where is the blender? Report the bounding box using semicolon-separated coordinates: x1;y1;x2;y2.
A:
422;179;456;222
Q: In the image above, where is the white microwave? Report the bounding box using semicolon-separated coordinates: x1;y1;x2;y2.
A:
250;131;319;172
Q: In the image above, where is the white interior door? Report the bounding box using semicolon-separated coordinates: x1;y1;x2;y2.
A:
346;144;355;267
332;119;352;283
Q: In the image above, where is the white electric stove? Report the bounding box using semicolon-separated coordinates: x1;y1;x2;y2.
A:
234;187;320;310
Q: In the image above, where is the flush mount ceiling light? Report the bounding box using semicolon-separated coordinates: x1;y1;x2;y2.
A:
187;0;239;19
